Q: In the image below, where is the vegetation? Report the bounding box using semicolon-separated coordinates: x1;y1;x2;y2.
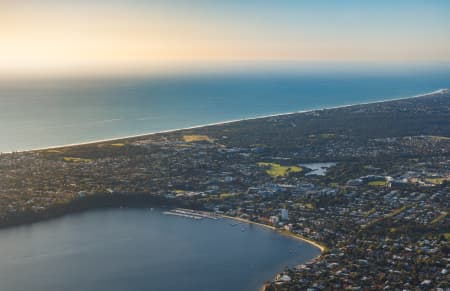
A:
257;162;302;177
431;212;447;224
219;193;239;199
368;180;389;186
385;205;408;218
63;157;92;163
46;149;62;153
183;135;214;143
1;91;448;290
426;177;447;185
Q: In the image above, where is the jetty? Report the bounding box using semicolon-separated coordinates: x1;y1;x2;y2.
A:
163;208;220;220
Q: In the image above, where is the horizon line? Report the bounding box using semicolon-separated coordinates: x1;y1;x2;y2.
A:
1;60;450;80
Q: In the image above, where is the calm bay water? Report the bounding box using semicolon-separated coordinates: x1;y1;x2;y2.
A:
0;209;319;291
1;68;449;152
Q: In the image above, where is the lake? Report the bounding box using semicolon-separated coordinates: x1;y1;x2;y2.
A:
300;163;337;176
0;209;320;291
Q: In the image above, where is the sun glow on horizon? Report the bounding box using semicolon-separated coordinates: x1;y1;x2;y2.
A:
1;1;450;76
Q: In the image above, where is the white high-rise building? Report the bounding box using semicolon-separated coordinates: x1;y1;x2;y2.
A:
280;208;289;220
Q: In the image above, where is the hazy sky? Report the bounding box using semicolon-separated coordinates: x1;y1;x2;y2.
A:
1;0;450;76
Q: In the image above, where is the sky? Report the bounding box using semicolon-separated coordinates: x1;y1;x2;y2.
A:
1;0;450;76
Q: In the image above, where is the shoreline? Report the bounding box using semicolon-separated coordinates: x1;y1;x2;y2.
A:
219;214;326;253
219;214;327;290
3;88;447;154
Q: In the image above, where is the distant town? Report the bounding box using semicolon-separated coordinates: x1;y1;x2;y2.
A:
0;90;449;290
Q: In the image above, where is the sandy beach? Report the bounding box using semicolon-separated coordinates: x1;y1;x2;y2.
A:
7;88;446;155
219;214;327;253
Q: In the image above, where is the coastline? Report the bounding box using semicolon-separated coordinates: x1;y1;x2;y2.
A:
219;214;326;253
191;212;329;288
1;85;448;290
219;214;326;290
4;88;447;154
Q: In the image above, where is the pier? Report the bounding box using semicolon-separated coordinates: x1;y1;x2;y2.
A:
163;208;220;220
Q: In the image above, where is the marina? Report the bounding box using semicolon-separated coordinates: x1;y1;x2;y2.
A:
163;208;220;220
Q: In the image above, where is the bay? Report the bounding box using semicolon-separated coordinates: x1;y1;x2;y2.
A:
0;209;320;291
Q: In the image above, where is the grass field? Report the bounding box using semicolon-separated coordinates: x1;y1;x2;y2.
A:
368;180;389;186
304;203;314;209
46;149;62;153
426;178;447;185
257;162;302;177
431;212;447;224
183;135;214;143
219;193;239;199
430;135;450;141
63;157;92;163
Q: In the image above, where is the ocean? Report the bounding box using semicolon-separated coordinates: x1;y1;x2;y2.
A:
1;67;449;152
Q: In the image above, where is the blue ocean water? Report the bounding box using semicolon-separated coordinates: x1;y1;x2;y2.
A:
0;209;320;291
0;68;449;152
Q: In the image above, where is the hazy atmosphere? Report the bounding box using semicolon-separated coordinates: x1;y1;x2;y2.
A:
1;0;450;76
